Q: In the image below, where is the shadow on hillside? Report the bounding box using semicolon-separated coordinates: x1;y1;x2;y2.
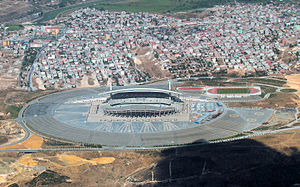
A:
132;139;300;187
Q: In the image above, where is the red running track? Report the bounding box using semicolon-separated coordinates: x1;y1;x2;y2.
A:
178;87;203;91
248;87;260;94
207;88;218;94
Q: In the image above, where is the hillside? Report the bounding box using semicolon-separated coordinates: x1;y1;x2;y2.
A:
1;131;300;186
0;0;94;24
1;0;298;24
127;131;300;186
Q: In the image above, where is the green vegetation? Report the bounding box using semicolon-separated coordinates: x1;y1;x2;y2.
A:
1;90;59;120
251;78;286;86
58;0;79;8
39;0;114;22
281;88;298;93
180;78;255;88
268;93;277;99
40;0;173;22
254;124;283;131
81;143;103;148
235;78;286;87
181;77;247;87
22;48;38;71
38;0;278;23
27;7;43;15
260;85;277;93
6;105;23;119
99;0;174;13
260;85;277;98
42;138;80;148
217;88;250;94
6;25;24;31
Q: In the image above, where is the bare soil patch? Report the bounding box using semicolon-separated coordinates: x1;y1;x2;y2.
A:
0;1;32;23
227;92;298;109
133;46;170;79
0;134;43;150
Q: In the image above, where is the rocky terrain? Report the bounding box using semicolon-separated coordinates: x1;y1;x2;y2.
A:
0;120;25;146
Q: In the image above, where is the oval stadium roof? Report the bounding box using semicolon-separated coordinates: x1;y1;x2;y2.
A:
100;88;182;95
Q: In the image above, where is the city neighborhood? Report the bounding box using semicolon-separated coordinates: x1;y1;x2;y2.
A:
0;3;299;90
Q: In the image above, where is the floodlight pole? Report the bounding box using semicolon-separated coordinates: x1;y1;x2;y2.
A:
109;80;113;91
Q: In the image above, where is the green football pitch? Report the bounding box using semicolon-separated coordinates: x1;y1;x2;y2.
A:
217;88;250;94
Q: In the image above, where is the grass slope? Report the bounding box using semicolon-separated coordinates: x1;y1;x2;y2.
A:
6;25;24;31
38;0;279;23
281;88;298;93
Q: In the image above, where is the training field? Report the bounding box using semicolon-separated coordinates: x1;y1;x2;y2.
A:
217;88;250;94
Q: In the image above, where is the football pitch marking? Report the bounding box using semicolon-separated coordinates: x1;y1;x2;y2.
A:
254;112;264;116
229;114;240;118
247;118;257;122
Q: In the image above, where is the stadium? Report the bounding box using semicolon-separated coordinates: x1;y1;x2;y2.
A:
88;88;184;121
22;84;272;147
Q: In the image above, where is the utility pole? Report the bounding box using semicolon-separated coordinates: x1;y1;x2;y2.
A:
201;160;207;175
109;79;112;91
169;160;172;180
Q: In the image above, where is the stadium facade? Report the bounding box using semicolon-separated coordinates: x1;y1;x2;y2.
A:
87;88;186;121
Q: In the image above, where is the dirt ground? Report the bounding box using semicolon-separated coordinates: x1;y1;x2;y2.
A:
133;46;170;79
227;92;298;109
0;120;25;146
0;134;43;150
32;77;46;90
0;89;58;119
0;150;161;186
56;154;115;166
285;74;300;109
0;51;23;90
266;108;296;126
127;131;300;186
0;78;19;91
0;0;32;23
79;74;100;88
251;129;300;156
0;132;299;186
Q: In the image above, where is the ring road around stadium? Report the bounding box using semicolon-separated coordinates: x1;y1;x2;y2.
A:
21;85;272;147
